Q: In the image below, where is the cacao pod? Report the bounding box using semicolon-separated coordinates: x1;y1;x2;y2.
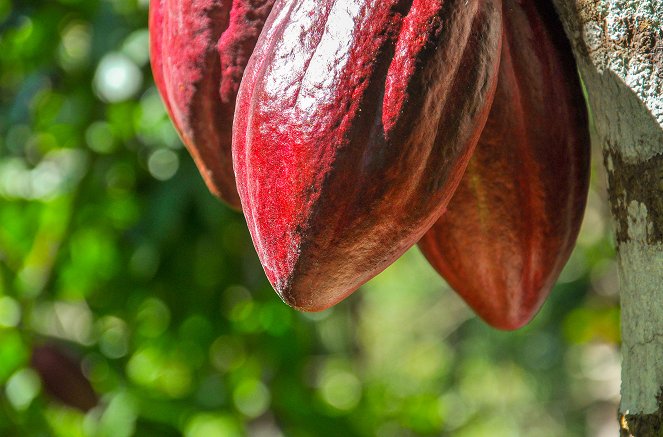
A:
418;0;590;330
31;344;98;412
233;0;502;310
149;0;275;207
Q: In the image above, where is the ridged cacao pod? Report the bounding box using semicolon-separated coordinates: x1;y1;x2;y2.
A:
31;344;98;412
149;0;275;207
233;0;503;310
418;0;590;330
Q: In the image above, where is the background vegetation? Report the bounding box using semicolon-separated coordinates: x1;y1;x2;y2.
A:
0;0;620;435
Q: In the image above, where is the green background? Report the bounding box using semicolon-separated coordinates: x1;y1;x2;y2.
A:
0;0;620;435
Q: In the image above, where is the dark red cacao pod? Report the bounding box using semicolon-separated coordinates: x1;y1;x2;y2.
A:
233;0;503;311
418;0;590;330
31;344;98;412
149;0;275;207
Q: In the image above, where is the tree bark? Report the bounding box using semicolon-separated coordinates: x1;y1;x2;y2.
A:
550;1;663;435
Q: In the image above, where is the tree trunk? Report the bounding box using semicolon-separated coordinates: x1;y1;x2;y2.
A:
550;1;663;435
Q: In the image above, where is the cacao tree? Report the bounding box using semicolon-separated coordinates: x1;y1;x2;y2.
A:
551;0;663;435
1;0;660;434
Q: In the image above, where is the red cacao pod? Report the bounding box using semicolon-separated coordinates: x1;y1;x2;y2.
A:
418;0;590;330
31;344;98;412
233;0;502;311
149;0;275;207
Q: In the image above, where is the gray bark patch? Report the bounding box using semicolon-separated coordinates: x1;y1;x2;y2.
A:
605;150;663;244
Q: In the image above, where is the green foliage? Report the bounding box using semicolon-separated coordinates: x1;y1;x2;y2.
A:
0;1;620;436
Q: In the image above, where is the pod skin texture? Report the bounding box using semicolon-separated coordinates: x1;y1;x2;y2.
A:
234;0;503;311
418;0;590;330
149;0;275;207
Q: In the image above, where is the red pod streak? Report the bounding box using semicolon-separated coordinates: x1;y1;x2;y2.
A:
419;0;590;330
234;0;502;311
149;0;275;207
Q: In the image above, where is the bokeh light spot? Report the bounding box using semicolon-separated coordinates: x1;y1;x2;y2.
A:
233;379;270;418
58;21;91;71
86;122;116;154
6;368;40;411
185;414;242;437
93;53;143;102
135;297;170;337
98;317;129;359
147;149;179;181
0;296;21;328
319;370;362;411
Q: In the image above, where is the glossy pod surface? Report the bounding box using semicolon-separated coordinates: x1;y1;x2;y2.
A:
149;0;275;207
234;0;502;310
419;0;590;330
